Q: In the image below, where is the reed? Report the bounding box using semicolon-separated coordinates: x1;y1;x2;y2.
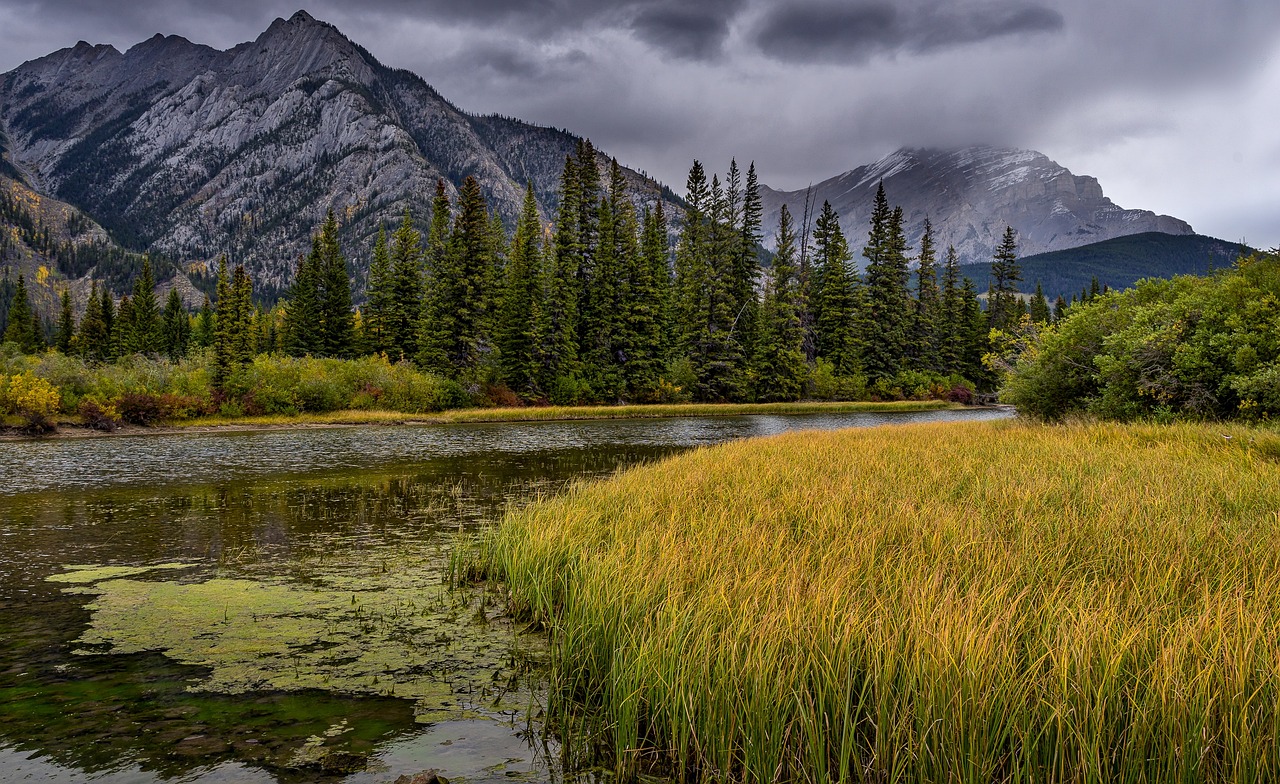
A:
467;420;1280;783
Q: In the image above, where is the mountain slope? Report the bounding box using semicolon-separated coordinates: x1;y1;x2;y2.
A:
760;147;1193;265
961;232;1245;303
0;11;674;296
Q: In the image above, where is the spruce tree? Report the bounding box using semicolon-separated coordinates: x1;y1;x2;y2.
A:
100;286;115;361
812;201;858;375
283;251;321;356
987;226;1022;332
450;176;495;375
78;281;109;361
55;289;75;354
364;225;394;355
231;265;255;365
212;256;235;387
751;205;806;401
192;296;215;350
734;162;763;354
626;202;669;398
417;180;455;373
317;210;355;358
1029;281;1051;324
959;277;990;387
389;209;423;361
939;245;965;375
912;217;941;371
2;274;36;352
128;257;160;355
161;288;190;360
112;295;135;358
536;157;581;394
860;184;913;381
496;184;545;398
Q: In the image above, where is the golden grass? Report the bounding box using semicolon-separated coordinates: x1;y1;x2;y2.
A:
170;400;955;429
468;420;1280;783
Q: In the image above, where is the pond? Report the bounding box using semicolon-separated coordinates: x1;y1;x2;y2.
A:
0;408;1011;783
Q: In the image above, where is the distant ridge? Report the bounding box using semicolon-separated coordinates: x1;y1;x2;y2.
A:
961;232;1247;303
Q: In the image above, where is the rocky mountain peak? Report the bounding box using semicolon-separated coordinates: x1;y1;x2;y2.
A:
761;145;1193;264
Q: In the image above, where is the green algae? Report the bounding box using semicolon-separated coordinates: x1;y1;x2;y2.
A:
52;543;546;725
47;562;195;584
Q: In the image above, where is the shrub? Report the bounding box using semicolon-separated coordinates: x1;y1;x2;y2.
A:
116;392;174;426
2;372;62;433
77;396;121;432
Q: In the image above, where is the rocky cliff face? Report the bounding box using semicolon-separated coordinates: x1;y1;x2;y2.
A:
0;11;674;296
760;147;1193;265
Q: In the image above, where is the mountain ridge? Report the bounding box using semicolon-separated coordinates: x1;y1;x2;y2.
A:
760;146;1193;265
0;10;675;296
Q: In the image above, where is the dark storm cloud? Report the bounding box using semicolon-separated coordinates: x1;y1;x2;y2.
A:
753;0;1064;63
628;2;739;60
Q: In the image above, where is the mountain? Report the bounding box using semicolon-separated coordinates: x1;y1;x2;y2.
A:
760;146;1193;265
960;232;1246;304
0;11;677;297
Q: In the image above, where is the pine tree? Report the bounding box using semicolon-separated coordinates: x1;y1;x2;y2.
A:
938;245;965;375
1029;281;1051;324
112;295;135;358
55;289;75;354
812;201;858;375
128;257;160;355
734;162;762;354
860;184;913;381
1053;295;1067;321
231;265;255;365
912;217;941;371
495;184;547;398
959;277;990;387
161;288;190;360
364;225;394;355
78;281;109;361
987;226;1022;332
100;286;116;360
626;202;669;398
212;256;235;387
317;210;355;358
283;251;321;356
389;209;423;361
192;296;215;350
417;180;455;373
2;274;36;352
751;205;806;401
542;156;582;390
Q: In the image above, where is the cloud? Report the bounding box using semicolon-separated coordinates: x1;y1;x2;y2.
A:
752;0;1064;63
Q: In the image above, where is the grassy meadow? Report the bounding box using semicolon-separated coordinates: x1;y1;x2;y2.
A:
465;419;1280;783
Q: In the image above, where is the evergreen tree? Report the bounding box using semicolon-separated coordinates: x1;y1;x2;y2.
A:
283;251;321;356
127;257;160;355
542;155;582;389
389;209;423;361
733;162;763;354
55;289;75;354
987;226;1022;332
751;205;806;401
938;245;965;375
912;217;941;371
959;277;990;387
626;202;670;398
1029;281;1051;324
78;281;109;361
419;177;493;377
317;210;355;357
100;286;115;360
364;225;394;355
677;162;744;401
212;256;236;387
192;296;215;349
860;184;913;381
111;295;135;358
161;288;190;360
1053;295;1068;321
2;274;36;352
812;201;858;375
230;265;255;365
496;184;545;398
417;180;455;373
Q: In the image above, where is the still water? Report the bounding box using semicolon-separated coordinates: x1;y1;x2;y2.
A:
0;408;1010;783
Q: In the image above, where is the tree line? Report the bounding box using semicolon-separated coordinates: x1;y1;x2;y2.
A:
4;140;1049;405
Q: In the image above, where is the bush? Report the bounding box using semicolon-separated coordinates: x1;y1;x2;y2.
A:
77;396;121;432
2;372;62;433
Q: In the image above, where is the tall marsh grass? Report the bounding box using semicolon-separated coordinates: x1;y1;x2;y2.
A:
468;420;1280;783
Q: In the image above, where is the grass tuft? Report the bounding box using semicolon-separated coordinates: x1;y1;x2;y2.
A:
468;420;1280;782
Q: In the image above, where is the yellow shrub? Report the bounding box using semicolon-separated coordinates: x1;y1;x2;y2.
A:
3;372;62;431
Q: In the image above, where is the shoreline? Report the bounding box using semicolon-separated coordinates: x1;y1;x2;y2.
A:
1;400;976;440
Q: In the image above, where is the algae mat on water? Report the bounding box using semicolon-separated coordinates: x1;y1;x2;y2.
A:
50;542;545;724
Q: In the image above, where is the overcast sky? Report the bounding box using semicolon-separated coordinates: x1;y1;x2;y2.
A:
1;0;1277;248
